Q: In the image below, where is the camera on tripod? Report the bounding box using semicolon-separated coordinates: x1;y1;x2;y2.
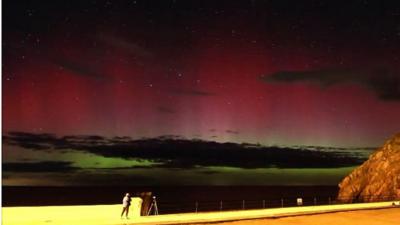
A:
147;196;159;215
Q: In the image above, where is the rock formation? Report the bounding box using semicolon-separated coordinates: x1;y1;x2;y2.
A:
138;192;153;216
337;133;400;202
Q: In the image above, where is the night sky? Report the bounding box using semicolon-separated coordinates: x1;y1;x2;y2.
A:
3;0;400;186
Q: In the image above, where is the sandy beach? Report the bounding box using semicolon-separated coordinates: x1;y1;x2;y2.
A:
192;208;400;225
3;202;399;225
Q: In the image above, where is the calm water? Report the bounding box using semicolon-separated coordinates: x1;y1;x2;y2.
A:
3;186;338;213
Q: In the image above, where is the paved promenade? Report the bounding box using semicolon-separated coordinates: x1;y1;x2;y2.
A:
3;201;399;225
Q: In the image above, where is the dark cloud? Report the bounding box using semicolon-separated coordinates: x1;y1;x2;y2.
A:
3;161;78;173
226;130;240;135
3;132;367;169
5;36;110;81
170;88;215;97
156;135;185;140
52;58;107;80
260;68;400;101
4;132;64;150
157;106;176;114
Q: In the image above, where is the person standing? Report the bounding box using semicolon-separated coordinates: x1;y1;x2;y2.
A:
121;193;131;219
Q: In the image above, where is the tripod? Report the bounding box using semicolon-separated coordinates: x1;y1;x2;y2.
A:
147;196;159;215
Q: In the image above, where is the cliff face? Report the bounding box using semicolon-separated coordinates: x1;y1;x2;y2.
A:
338;133;400;202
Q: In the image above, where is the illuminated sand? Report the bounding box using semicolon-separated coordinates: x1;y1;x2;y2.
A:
2;201;399;225
199;208;400;225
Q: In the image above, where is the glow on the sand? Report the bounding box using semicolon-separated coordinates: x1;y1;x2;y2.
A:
2;201;398;225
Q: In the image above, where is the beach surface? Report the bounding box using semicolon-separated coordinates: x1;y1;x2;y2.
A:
191;208;400;225
2;202;399;225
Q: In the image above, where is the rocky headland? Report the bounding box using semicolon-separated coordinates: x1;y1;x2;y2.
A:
338;133;400;202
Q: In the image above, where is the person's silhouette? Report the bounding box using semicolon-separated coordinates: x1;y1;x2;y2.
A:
120;193;131;219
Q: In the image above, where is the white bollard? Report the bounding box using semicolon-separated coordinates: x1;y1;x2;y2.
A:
131;197;143;218
297;198;303;206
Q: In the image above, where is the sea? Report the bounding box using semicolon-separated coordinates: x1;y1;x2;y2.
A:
3;186;338;214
